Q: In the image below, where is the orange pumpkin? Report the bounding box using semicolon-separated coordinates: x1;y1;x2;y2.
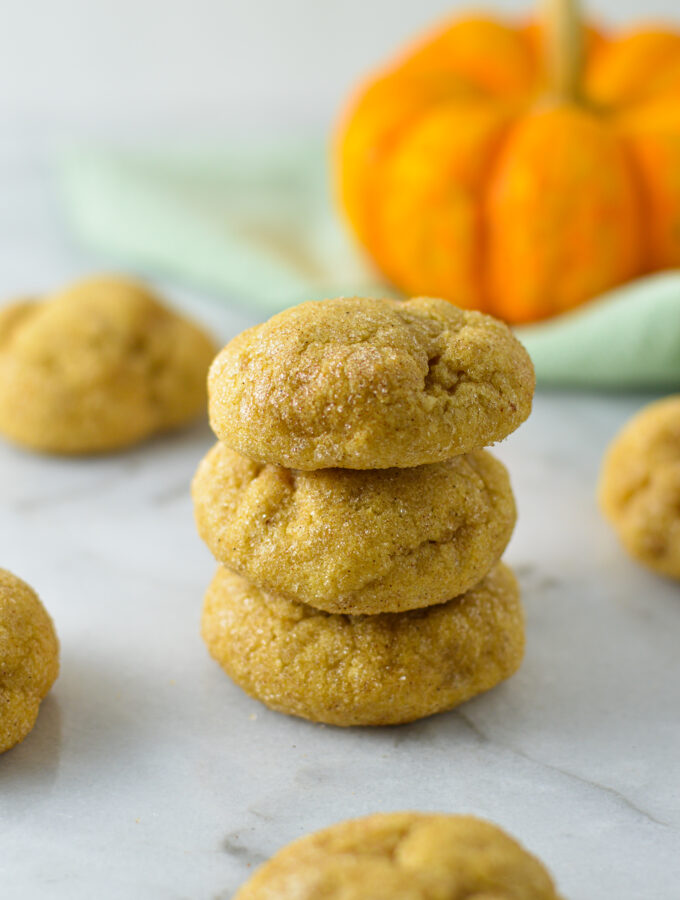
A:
335;0;680;324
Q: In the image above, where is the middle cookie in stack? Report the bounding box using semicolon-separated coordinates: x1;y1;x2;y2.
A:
193;296;535;726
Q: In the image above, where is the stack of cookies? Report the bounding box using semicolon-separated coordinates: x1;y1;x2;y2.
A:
192;297;535;726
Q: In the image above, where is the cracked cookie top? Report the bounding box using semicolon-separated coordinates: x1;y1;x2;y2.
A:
0;276;217;454
0;569;59;754
208;297;535;470
193;442;515;614
233;812;561;899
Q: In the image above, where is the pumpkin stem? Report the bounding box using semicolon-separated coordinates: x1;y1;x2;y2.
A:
541;0;584;101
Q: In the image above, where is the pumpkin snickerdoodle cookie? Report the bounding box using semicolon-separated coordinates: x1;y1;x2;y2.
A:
233;812;562;899
0;276;217;454
0;569;59;754
599;395;680;578
202;563;524;726
192;442;516;614
208;296;534;470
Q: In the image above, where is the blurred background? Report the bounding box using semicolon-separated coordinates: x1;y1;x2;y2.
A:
2;0;679;135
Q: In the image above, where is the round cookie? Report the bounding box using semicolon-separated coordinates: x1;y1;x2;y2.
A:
0;276;217;454
1;569;59;753
193;442;516;614
208;296;535;470
202;563;524;726
234;812;562;900
599;395;680;578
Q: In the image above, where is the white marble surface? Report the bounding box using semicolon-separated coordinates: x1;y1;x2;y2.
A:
1;144;679;900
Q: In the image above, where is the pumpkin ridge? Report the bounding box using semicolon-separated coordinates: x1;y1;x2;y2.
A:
363;99;461;285
613;130;656;275
586;27;680;108
486;104;645;322
380;99;518;310
335;63;488;263
477;112;522;318
616;103;680;271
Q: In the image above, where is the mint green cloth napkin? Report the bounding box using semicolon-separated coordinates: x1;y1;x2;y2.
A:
60;143;680;388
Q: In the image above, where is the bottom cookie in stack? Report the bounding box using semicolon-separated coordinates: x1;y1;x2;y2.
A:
201;563;524;727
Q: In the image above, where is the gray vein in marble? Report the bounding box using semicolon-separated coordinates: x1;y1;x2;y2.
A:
454;710;671;829
221;834;268;868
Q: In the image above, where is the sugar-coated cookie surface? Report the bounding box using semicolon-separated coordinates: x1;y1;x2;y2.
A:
0;276;217;454
193;443;515;614
0;569;59;753
234;812;562;899
599;395;680;578
202;563;524;726
208;297;535;470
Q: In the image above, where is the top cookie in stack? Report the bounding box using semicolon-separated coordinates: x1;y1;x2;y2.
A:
194;296;534;727
207;296;534;470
